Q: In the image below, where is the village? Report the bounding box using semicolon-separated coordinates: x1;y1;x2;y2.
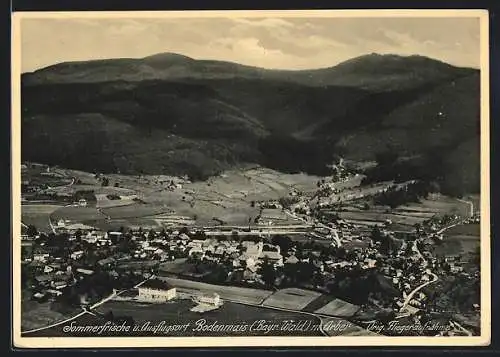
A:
21;193;481;336
20;160;481;336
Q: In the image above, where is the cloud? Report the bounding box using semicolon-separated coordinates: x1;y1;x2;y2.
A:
20;16;481;72
231;17;295;29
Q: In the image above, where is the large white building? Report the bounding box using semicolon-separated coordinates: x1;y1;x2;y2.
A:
193;292;221;306
137;279;176;303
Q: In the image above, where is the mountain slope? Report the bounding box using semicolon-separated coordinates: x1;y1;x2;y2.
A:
23;52;475;92
20;53;480;193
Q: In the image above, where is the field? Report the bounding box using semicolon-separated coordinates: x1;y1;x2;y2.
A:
444;223;480;237
338;211;428;226
95;196;137;209
22;165;324;229
431;223;480;257
159;277;274;305
342;237;372;250
21;299;80;331
314;298;361;318
158;259;193;275
115;167;322;226
101;203;173;219
338;194;472;233
399;194;472;217
51;206;107;222
261;288;322;311
22;166;73;188
21;204;62;232
84;218;162;231
463;194;480;213
23;300;322;337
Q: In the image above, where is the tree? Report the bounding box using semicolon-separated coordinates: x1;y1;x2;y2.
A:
271;235;293;254
101;177;110;187
259;257;277;288
26;224;38;237
296;262;315;283
231;231;239;242
375;147;398;167
250;201;255;208
414;223;422;234
371;226;383;242
75;229;83;242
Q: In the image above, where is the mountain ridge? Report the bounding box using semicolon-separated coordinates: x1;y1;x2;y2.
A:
22;52;476;92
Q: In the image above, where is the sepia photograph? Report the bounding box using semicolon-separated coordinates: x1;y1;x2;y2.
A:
11;9;490;348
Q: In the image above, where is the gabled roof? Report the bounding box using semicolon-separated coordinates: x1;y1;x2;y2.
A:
139;278;175;291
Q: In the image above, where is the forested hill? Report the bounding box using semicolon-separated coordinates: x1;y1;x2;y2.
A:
21;53;480;194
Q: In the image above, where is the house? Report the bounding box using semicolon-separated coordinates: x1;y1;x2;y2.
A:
238;254;257;269
363;258;377;269
51;280;68;290
188;247;205;259
46;289;63;297
97;257;116;268
179;233;190;241
214;245;226;256
137;279;176;302
285;255;299;265
97;239;112;246
35;274;53;287
70;251;84;260
193;292;221;306
33;253;50;263
76;268;95;276
33;290;47;299
84;231;103;243
243;266;258;281
105;232;123;240
241;241;263;259
259;251;283;267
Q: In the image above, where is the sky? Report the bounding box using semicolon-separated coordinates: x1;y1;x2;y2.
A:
19;16;481;73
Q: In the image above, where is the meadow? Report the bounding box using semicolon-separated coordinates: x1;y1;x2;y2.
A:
261;288;322;311
436;223;480;257
314;298;361;318
51;206;107;222
158;276;274;305
22;204;63;232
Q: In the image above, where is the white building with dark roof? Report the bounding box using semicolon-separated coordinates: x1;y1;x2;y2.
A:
137;279;176;303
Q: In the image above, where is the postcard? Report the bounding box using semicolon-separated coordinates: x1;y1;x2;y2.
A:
11;9;491;348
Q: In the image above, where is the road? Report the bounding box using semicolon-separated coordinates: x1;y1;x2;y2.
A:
400;217;470;312
283;209;342;247
450;320;473;336
400;271;438;311
46;176;76;191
